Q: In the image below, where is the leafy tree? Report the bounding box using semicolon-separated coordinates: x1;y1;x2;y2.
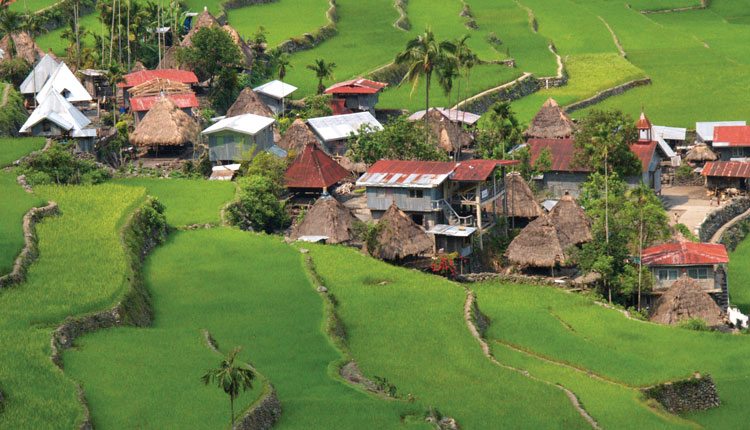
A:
0;9;22;58
306;58;336;94
475;101;524;159
395;28;455;143
270;49;291;81
0;57;30;86
242;150;288;188
514;146;551;182
573;109;640;178
227;174;289;233
201;347;255;428
347;116;448;164
292;94;333;119
453;34;477;111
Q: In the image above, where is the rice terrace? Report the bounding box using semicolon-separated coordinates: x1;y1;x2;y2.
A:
5;0;750;428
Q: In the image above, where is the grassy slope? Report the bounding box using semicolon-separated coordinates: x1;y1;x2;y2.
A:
728;238;750;313
0;137;45;166
306;244;588;429
36;12;100;56
226;0;330;47
0;184;145;428
474;282;750;428
65;229;425;429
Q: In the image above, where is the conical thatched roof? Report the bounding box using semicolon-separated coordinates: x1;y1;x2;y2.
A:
426;109;472;152
548;193;592;248
130;61;147;72
525;98;575;139
497;172;543;218
0;32;44;64
181;9;220;47
291;196;357;244
685;144;718;162
221;24;254;68
129;96;199;147
337;155;368;174
505;215;568;268
158;46;188;70
279;118;318;154
226;88;274;118
650;276;724;326
374;204;433;260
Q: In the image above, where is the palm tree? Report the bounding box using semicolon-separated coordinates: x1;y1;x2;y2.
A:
395;28;455;144
272;51;291;81
0;9;23;59
453;34;477;112
202;347;256;428
306;58;336;94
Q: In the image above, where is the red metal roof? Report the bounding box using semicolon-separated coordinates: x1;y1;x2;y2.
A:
629;141;657;173
702;161;750;178
636;112;652;130
713;125;750;147
324;78;387;95
452;159;519;182
285;143;350;190
130;93;199;112
527;138;589;173
642;242;729;266
118;70;199;88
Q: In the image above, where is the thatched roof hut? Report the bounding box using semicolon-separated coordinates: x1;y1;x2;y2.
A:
337;155;368;174
222;24;254;68
226;88;275;118
279;118;318;154
548;193;592;248
505;215;569;268
158;46;187;70
496;172;543;218
425;109;472;152
650;276;724;326
181;9;220;47
525;98;575;139
290;196;357;244
130;61;147;72
685;144;718;163
0;32;45;64
129;96;199;147
373;204;433;260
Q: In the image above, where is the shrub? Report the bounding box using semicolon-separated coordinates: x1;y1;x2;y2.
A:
675;223;699;242
21;143;111;185
678;318;710;331
675;163;695;182
226;175;289;233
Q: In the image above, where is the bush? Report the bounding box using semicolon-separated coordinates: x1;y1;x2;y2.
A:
21;143;111;185
226;174;289;233
675;163;696;182
678;318;710;331
675;223;699;242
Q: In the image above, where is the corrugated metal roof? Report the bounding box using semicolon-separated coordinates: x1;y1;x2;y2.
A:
642;242;729;266
131;93;199;112
701;161;750;178
630;142;658;173
307;112;382;142
36;62;92;103
20;90;91;135
427;224;476;237
453;159;518;181
356;160;456;188
696;121;746;142
324;78;387;95
202;112;274;135
408;108;481;126
118;69;199;88
253;80;297;99
527;138;589;173
652;125;686;141
20;54;58;94
713;125;750;147
285;143;350;189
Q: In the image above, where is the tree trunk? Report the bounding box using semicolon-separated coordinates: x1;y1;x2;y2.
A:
424;72;431;146
638;211;644;311
230;395;235;428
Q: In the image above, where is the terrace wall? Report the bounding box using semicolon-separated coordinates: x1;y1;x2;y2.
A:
565;78;652;113
698;197;750;242
642;374;720;413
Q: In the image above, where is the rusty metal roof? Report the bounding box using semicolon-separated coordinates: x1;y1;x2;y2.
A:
527;138;589;173
702;161;750;178
452;159;518;181
713;125;750;147
629;141;658;173
356;159;517;188
324;78;387;95
285;143;350;190
642;242;729;266
118;69;199;88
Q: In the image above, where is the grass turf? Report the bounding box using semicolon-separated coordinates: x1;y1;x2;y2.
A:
64;229;427;429
728;237;750;314
0;137;45;166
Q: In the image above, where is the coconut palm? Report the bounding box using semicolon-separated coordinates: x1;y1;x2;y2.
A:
0;9;23;59
202;347;256;427
306;58;336;94
272;50;291;81
454;34;477;112
395;28;455;143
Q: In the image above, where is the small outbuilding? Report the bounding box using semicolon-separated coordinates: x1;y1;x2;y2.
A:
649;276;725;326
285;142;350;194
307;111;382;155
226;87;276;118
701;161;750;191
372;203;433;261
253;80;298;115
324;77;387;115
129;96;199;151
525;98;575;139
685;144;718;166
202;113;277;164
547;193;592;248
19;90;96;150
128;78;198;124
505;215;571;274
290;195;358;244
408;107;481;128
422;108;473;153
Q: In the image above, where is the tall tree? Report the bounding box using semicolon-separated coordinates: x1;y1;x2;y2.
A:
395;28;455;144
475;101;524;159
0;9;22;59
306;58;336;94
347;116;448;164
202;347;255;428
453;34;477;110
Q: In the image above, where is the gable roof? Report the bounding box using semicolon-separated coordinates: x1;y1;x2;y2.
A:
253;80;297;99
629;141;658;173
325;78;387;95
285;143;350;189
713;125;750;147
307;112;382;142
642;242;728;266
118;69;199;88
356;159;517;188
202;113;275;136
696;121;746;142
701;161;750;178
452;159;517;181
527;138;588;173
652;125;686;141
20;54;59;94
525;98;575;139
19;90;91;135
130;93;199;112
36;62;92;103
408;107;481;126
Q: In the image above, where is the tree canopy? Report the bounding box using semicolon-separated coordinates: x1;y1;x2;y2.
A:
347;116;448;164
573;109;641;178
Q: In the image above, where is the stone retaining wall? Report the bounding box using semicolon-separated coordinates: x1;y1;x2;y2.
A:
234;385;282;430
642;374;720;413
394;0;410;31
456;272;559;286
276;0;338;54
0;202;59;289
458;74;541;114
698;197;750;242
565;78;652;113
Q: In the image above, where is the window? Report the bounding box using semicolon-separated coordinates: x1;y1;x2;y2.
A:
375;188;386;198
731;147;745;158
688;267;709;279
657;269;678;281
408;189;424;199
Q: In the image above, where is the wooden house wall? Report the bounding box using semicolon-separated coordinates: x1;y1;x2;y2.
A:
30;120;67;137
650;265;718;292
706;176;747;190
715;146;750;161
366;186;442;212
257;93;282;115
342;94;379;113
539;172;589;197
207;127;274;162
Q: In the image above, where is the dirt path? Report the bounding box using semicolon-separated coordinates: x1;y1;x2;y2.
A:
598;16;626;57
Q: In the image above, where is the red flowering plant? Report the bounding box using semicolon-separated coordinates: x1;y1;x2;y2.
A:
431;255;457;278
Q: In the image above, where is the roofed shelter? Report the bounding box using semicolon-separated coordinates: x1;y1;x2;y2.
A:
505;215;570;274
290;196;358;244
254;80;297;115
494;172;542;224
711;125;750;161
649;276;725;326
372;203;433;261
129;96;199;151
118;69;199;108
547;193;592;248
701;161;750;191
127;78;198;124
285;142;350;194
422;108;473;153
696;121;745;144
19;90;96;151
20;54;59;97
307;111;382;155
227;88;275;118
685;144;717;166
525;98;575;139
35;62;92;105
324;77;387;115
278;118;318;155
408;107;481;127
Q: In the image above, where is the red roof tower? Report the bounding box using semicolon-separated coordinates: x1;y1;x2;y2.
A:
636;111;652;143
285;143;350;191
